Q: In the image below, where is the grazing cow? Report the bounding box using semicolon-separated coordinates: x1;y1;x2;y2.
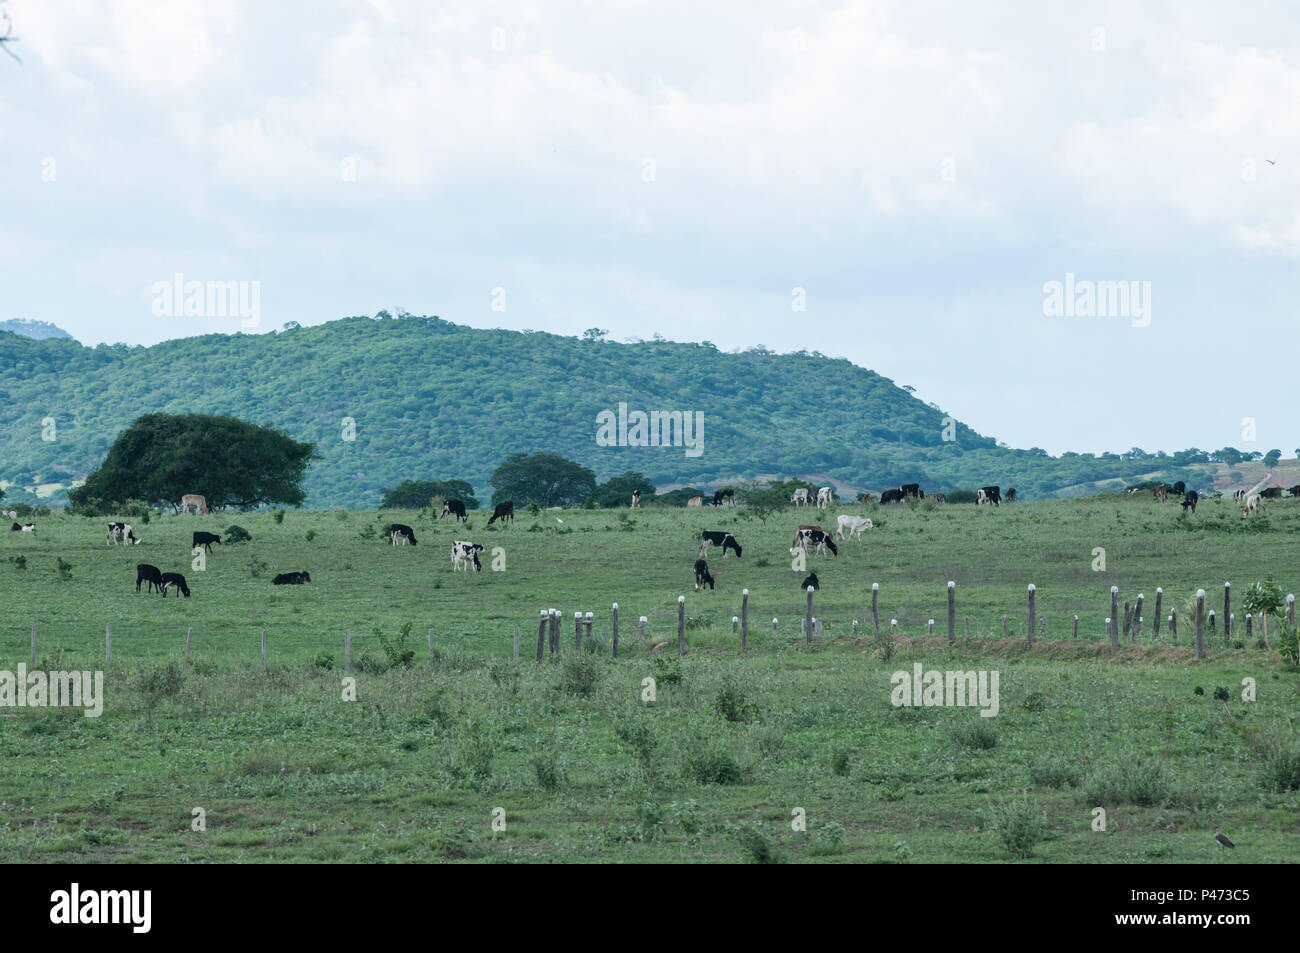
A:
440;499;468;522
179;493;208;515
1289;484;1300;499
1244;494;1261;516
699;531;742;558
693;559;715;590
858;492;874;504
791;488;809;507
931;493;946;504
107;522;140;546
686;496;704;507
900;483;922;500
488;501;515;525
1153;483;1167;503
161;572;191;598
816;486;833;509
1172;481;1186;496
713;488;735;507
835;514;873;540
1181;490;1199;513
879;489;905;505
630;490;641;509
800;572;820;591
1233;489;1247;503
1261;487;1284;499
978;486;1002;506
136;563;164;594
793;527;838;556
451;540;484;572
388;523;418;546
272;571;311;585
1004;488;1016;503
192;531;221;553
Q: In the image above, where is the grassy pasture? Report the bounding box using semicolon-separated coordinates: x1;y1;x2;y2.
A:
0;495;1297;862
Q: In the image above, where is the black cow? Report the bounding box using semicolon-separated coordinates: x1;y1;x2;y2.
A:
1005;488;1017;503
1172;481;1186;496
440;499;468;522
192;531;222;553
693;559;715;590
699;531;742;558
488;501;514;525
1262;487;1284;499
161;572;191;598
800;572;820;591
880;489;905;504
794;528;838;556
900;483;922;500
388;523;418;546
136;563;163;594
712;488;735;507
979;485;1002;506
272;571;311;585
1181;490;1199;513
1289;484;1300;498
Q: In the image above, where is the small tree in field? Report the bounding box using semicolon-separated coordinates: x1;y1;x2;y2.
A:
1242;577;1284;649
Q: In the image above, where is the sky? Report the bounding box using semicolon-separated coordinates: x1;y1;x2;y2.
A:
3;0;1299;457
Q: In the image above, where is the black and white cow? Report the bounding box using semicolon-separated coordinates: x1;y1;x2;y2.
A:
693;559;715;590
161;572;191;598
699;531;742;559
488;501;515;525
11;522;34;532
631;490;641;508
107;522;140;545
978;486;1002;506
793;527;838;556
1181;490;1199;513
879;489;905;504
800;572;820;591
389;523;418;546
451;540;484;572
272;571;311;585
1233;489;1247;503
192;530;221;553
713;488;735;507
440;499;468;522
136;563;164;594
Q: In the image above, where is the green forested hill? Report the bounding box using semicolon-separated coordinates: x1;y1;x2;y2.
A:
0;313;1212;507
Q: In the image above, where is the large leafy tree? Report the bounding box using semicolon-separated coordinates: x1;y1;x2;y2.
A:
380;479;478;510
591;470;656;508
489;452;596;508
69;413;317;510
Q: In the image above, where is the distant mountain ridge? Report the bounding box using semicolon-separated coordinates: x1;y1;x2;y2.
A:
0;313;1214;507
0;319;73;340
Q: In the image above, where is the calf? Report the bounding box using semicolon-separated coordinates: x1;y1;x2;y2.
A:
1244;494;1261;516
1004;488;1016;503
793;527;838;556
1181;490;1199;513
693;559;716;590
451;540;484;572
161;572;191;598
388;523;418;546
440;499;468;522
192;530;222;553
879;489;904;504
800;571;820;591
107;522;140;546
488;501;515;525
791;488;809;507
136;563;164;594
713;488;735;507
835;514;873;540
816;486;833;509
272;571;311;585
686;496;704;507
900;483;922;500
699;531;742;558
1153;483;1167;503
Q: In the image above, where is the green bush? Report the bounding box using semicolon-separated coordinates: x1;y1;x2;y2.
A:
989;795;1045;858
559;654;602;697
685;743;742;785
728;821;777;863
1260;741;1300;792
1084;754;1175;806
531;749;568;792
713;681;757;723
951;719;998;750
224;525;252;544
1029;757;1081;789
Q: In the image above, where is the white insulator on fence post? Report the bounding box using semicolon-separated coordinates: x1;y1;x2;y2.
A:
732;616;739;634
638;615;647;646
928;619;934;636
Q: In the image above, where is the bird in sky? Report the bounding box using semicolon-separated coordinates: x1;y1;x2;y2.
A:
1214;828;1235;849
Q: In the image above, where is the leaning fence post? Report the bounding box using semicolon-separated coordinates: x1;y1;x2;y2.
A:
536;610;546;662
1195;589;1206;659
731;616;738;634
1110;587;1120;653
345;629;352;672
104;624;110;667
261;629;267;670
677;596;686;656
964;616;970;638
513;626;519;664
872;583;879;633
1153;588;1163;638
1133;593;1144;643
772;617;778;634
805;586;815;645
550;609;560;655
30;624;36;668
947;581;955;644
1027;584;1036;645
741;589;749;649
1224;583;1231;636
185;626;193;669
611;603;619;659
1002;615;1007;639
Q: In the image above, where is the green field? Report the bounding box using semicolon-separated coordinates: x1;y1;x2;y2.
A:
1;496;1297;862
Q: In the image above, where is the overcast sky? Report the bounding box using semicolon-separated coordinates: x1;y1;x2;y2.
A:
3;1;1298;456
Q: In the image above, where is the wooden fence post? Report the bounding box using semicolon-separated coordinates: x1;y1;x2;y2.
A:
677;596;686;656
1169;610;1176;641
1027;584;1036;645
1288;594;1296;627
1153;588;1162;638
1229;613;1235;637
345;629;351;672
261;629;267;670
1105;617;1113;648
104;624;110;667
855;620;861;637
927;619;933;636
513;626;520;664
1002;615;1007;639
1224;583;1231;636
741;589;749;649
30;624;36;668
550;609;560;656
1195;588;1206;659
1039;618;1046;641
732;616;738;634
805;586;815;645
638;616;647;646
1133;593;1144;642
612;603;619;659
575;611;583;652
1071;615;1078;639
1123;602;1132;641
536;610;547;662
585;612;594;649
872;583;880;633
947;581;955;644
1208;609;1215;635
1245;614;1253;639
772;617;778;634
185;626;193;670
1110;587;1120;653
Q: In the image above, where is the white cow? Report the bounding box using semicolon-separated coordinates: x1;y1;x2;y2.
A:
1243;494;1261;517
835;514;873;540
791;488;809;507
816;486;833;509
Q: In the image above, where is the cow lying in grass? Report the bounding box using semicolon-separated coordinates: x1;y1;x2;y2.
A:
272;571;311;585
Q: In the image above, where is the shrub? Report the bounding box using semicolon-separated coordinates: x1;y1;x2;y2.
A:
831;748;852;776
713;681;757;723
305;529;317;542
312;652;335;670
614;714;659;767
872;625;895;662
375;621;416;670
1279;623;1299;671
531;749;568;792
685;743;742;785
133;661;186;706
951;719;998;750
273;509;285;524
56;558;72;581
809;821;846;857
1084;754;1174;806
224;525;252;544
8;555;25;570
636;800;665;840
1213;686;1231;703
1029;757;1081;789
988;795;1045;858
669;799;705;840
1260;741;1300;792
728;821;777;863
559;654;602;697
